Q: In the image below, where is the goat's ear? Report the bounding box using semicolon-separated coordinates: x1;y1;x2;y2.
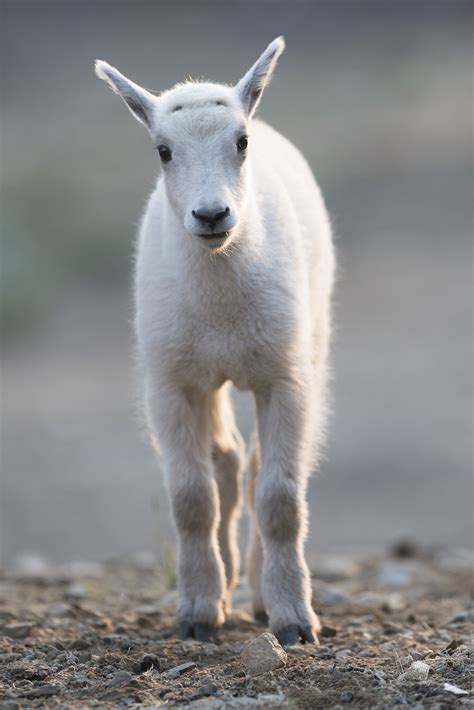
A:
95;60;156;130
235;36;285;118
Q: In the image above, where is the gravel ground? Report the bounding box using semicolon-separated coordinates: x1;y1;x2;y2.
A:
0;547;472;708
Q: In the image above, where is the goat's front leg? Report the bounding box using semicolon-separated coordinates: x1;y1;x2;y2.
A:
147;383;226;641
255;380;320;645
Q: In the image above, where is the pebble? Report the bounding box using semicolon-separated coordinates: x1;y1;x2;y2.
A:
11;552;50;578
396;660;430;683
376;561;412;588
165;661;196;678
62;561;104;578
241;633;287;675
335;649;352;662
313;555;360;581
340;690;354;703
108;670;132;687
389;536;420;559
320;625;338;638
18;684;62;698
132;654;161;673
381;593;405;613
447;608;474;625
65;582;86;600
1;623;35;639
435;548;473;573
314;582;353;606
443;682;468;696
46;603;71;618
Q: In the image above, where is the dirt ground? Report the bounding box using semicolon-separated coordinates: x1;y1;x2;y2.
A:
0;546;472;709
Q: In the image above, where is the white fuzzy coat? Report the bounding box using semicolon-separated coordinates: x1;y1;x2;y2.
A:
96;37;335;645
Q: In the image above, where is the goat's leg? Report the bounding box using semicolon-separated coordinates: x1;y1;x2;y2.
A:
246;435;267;624
210;384;244;613
147;382;226;641
255;380;321;645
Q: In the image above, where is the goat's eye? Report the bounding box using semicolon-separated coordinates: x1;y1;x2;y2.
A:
237;135;248;153
157;144;172;163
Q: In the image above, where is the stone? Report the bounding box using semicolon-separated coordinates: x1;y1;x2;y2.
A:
241;633;287;675
313;556;360;581
1;623;35;639
443;682;468;696
376;562;412;588
320;625;338;638
397;661;430;684
165;661;196;678
340;690;354;703
133;654;161;673
65;582;86;600
314;582;352;606
18;684;61;698
108;670;133;687
447;608;474;625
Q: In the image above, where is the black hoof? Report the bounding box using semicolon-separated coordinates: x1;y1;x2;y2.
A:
254;610;269;626
276;624;300;645
178;621;216;642
275;624;318;645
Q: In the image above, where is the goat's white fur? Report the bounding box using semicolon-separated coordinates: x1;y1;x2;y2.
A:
95;37;335;642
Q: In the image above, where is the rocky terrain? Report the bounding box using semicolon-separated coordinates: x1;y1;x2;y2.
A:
0;545;472;708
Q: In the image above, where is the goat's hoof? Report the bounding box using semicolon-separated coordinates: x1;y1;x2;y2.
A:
254;610;269;626
275;624;319;646
178;621;217;642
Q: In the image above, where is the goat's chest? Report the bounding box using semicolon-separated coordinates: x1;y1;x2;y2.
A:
163;271;296;391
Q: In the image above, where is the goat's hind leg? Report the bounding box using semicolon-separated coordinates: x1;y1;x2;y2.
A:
246;435;268;625
210;384;244;613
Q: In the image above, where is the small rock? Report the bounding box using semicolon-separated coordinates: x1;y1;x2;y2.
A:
62;561;104;578
241;633;287;675
380;593;405;613
314;582;352;606
134;604;161;617
2;623;35;639
18;684;61;698
313;556;360;581
389;536;420;559
320;625;337;638
165;661;196;678
397;661;430;684
376;562;412;588
193;683;218;699
443;682;468;696
447;608;474;625
65;582;86;600
12;552;50;578
340;690;354;703
132;551;157;570
109;670;132;687
133;654;161;673
335;649;351;662
435;548;474;573
46;603;71;618
443;639;461;654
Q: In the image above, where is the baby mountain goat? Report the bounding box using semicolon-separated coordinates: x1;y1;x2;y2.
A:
95;37;335;645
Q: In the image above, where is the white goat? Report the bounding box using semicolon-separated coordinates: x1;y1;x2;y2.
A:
95;37;335;645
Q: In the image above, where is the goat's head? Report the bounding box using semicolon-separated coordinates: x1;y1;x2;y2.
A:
95;37;285;251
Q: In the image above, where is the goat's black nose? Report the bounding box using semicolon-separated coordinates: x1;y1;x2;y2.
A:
192;206;230;228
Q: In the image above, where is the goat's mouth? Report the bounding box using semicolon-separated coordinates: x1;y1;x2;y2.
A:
196;231;231;248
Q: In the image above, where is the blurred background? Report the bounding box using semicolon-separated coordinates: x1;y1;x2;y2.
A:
1;0;472;568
